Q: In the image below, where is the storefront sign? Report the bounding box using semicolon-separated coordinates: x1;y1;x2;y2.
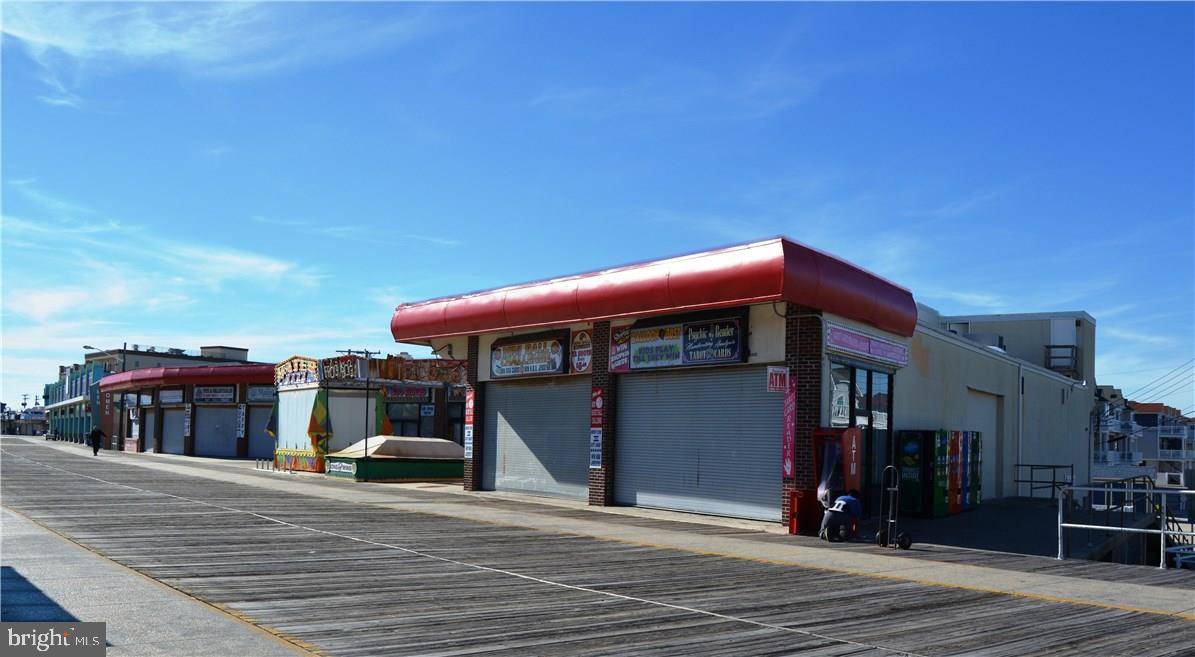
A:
381;383;429;402
589;386;604;469
589;428;603;469
609;326;632;372
782;377;797;478
247;386;277;403
420;404;435;417
825;323;909;367
275;355;319;386
160;388;184;405
491;337;566;378
613;316;745;372
767;366;789;393
194;385;235;404
374;356;467;384
328;460;357;475
321;355;366;381
236;404;247;438
570;330;593;374
183;404;192;438
463;388;475;459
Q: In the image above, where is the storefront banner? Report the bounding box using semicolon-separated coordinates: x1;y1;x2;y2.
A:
382;383;430;402
766;366;789;393
491;338;566;378
194;385;235;404
275;356;319;386
681;319;742;365
183;404;192;438
630;326;683;369
160;389;184;405
247;386;277;403
782;376;796;478
571;330;593;374
619;317;745;371
236;404;247;438
374;356;467;384
321;355;366;381
825;323;909;367
328;460;356;475
420;404;435;417
609;326;632;373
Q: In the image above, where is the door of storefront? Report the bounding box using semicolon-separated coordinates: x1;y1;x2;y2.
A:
161;409;185;454
482;377;590;499
615;365;783;521
143;410;156;453
247;406;274;459
194;406;238;457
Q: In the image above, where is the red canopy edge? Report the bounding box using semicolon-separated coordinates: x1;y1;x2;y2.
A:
390;237;917;342
99;364;276;392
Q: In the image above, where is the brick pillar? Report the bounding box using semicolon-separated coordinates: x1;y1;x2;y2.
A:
152;388;163;453
782;305;823;527
463;335;485;491
588;321;617;506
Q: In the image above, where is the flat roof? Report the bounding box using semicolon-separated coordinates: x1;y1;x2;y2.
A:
940;311;1097;325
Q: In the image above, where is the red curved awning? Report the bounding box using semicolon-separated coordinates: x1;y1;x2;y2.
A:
390;237;917;341
99;364;275;393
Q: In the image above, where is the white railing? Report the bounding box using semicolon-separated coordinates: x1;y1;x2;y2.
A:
1058;485;1195;569
1158;449;1193;460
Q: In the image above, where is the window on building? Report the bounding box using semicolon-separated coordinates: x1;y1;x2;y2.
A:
447;401;465;444
830;363;851;427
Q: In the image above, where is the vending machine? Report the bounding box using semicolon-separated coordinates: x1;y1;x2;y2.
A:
897;429;951;517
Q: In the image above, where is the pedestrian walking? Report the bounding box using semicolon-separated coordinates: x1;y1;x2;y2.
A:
88;426;106;456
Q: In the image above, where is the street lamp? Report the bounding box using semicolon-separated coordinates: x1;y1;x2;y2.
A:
84;343;127;373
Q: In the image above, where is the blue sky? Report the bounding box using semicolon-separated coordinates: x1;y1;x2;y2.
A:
2;2;1192;412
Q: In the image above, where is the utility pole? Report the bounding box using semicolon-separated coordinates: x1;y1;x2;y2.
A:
21;394;30;408
337;348;379;473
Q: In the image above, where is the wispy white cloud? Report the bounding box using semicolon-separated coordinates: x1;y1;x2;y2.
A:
201;144;231;157
1;3;439;106
1102;327;1179;348
250;215;308;228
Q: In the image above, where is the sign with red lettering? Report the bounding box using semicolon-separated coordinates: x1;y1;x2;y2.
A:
767;366;789;393
463;388;475;459
590;387;604;428
781;377;796;478
589;387;604;469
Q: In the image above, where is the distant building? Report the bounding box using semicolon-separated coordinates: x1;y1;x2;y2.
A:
44;345;259;447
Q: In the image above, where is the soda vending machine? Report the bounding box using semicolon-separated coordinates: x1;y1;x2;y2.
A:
897;429;951;517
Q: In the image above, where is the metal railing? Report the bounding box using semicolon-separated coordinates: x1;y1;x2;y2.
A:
1058;484;1195;569
1044;344;1080;378
1093;451;1143;464
1158;449;1193;460
1014;463;1074;499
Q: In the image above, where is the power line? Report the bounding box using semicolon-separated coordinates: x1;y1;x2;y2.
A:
1144;378;1194;406
1124;360;1194;400
1123;358;1193;397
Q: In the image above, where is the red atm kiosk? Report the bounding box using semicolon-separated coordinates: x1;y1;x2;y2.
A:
792;426;865;535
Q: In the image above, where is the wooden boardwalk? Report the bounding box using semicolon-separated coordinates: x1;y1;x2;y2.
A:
2;439;1192;657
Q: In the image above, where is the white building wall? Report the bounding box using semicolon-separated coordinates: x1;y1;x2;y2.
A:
894;323;1092;497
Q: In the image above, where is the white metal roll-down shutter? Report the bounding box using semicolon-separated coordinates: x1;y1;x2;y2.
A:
483;377;590;499
161;409;185;454
142;410;156;453
616;366;783;521
194;407;238;457
247;406;274;459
